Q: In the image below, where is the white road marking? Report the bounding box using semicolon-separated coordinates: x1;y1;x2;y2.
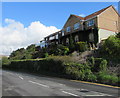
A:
90;91;112;96
60;89;81;91
59;83;65;86
19;76;23;80
62;91;78;97
28;80;49;88
84;94;111;96
7;72;14;75
4;86;15;91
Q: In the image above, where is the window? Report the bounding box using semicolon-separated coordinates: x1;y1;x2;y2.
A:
89;33;94;42
66;26;71;32
62;30;64;36
75;35;79;42
56;34;58;39
49;36;55;40
74;23;80;30
66;38;69;44
87;20;94;27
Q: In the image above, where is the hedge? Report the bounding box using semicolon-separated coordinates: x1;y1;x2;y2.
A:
3;58;119;86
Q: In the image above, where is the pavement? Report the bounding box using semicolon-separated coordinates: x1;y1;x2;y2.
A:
2;69;120;98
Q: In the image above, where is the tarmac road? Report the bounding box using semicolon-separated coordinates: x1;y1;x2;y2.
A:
2;70;120;98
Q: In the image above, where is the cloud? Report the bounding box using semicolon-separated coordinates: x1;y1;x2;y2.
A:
0;19;60;55
114;6;118;10
79;14;86;17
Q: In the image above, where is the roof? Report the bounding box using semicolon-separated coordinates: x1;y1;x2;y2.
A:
72;5;114;20
84;5;113;19
45;30;61;38
71;14;84;20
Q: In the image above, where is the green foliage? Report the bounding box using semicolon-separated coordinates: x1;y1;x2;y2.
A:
69;36;75;52
2;57;11;65
88;57;108;72
100;36;120;58
9;44;36;60
56;44;69;55
75;41;88;52
99;60;107;71
44;53;49;58
65;63;97;82
116;32;120;38
26;44;35;52
91;56;95;68
9;48;26;60
86;74;97;82
97;71;119;85
42;44;69;56
3;56;119;86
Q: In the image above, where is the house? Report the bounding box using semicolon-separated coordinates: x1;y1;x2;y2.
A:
44;31;61;47
44;5;120;48
40;40;46;48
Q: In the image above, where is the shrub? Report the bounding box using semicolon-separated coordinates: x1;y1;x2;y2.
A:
100;36;120;58
116;32;120;38
69;36;75;52
75;41;88;52
99;60;107;71
86;74;97;82
88;57;108;72
44;53;49;58
2;57;11;65
56;44;69;55
97;71;119;85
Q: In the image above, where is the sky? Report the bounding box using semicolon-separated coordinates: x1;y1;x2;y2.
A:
0;2;119;55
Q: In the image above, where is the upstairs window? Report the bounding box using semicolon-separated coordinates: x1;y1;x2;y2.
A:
56;34;58;39
49;36;55;40
66;26;71;32
74;23;80;30
62;30;64;36
87;20;94;27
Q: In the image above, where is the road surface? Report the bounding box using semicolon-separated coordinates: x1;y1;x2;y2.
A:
2;70;120;97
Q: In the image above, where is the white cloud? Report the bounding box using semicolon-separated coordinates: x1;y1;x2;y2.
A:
0;19;60;55
114;6;118;10
79;14;86;17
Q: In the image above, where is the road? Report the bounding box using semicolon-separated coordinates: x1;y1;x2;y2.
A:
2;70;120;98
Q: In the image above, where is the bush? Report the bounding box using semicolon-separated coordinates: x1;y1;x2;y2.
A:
56;44;69;55
75;41;88;52
44;53;49;58
69;36;75;52
65;63;85;80
88;57;108;72
86;74;97;82
116;32;120;38
97;71;119;85
2;57;11;65
100;36;120;58
99;60;107;71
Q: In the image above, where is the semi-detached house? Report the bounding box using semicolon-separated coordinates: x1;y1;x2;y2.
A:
41;5;120;48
